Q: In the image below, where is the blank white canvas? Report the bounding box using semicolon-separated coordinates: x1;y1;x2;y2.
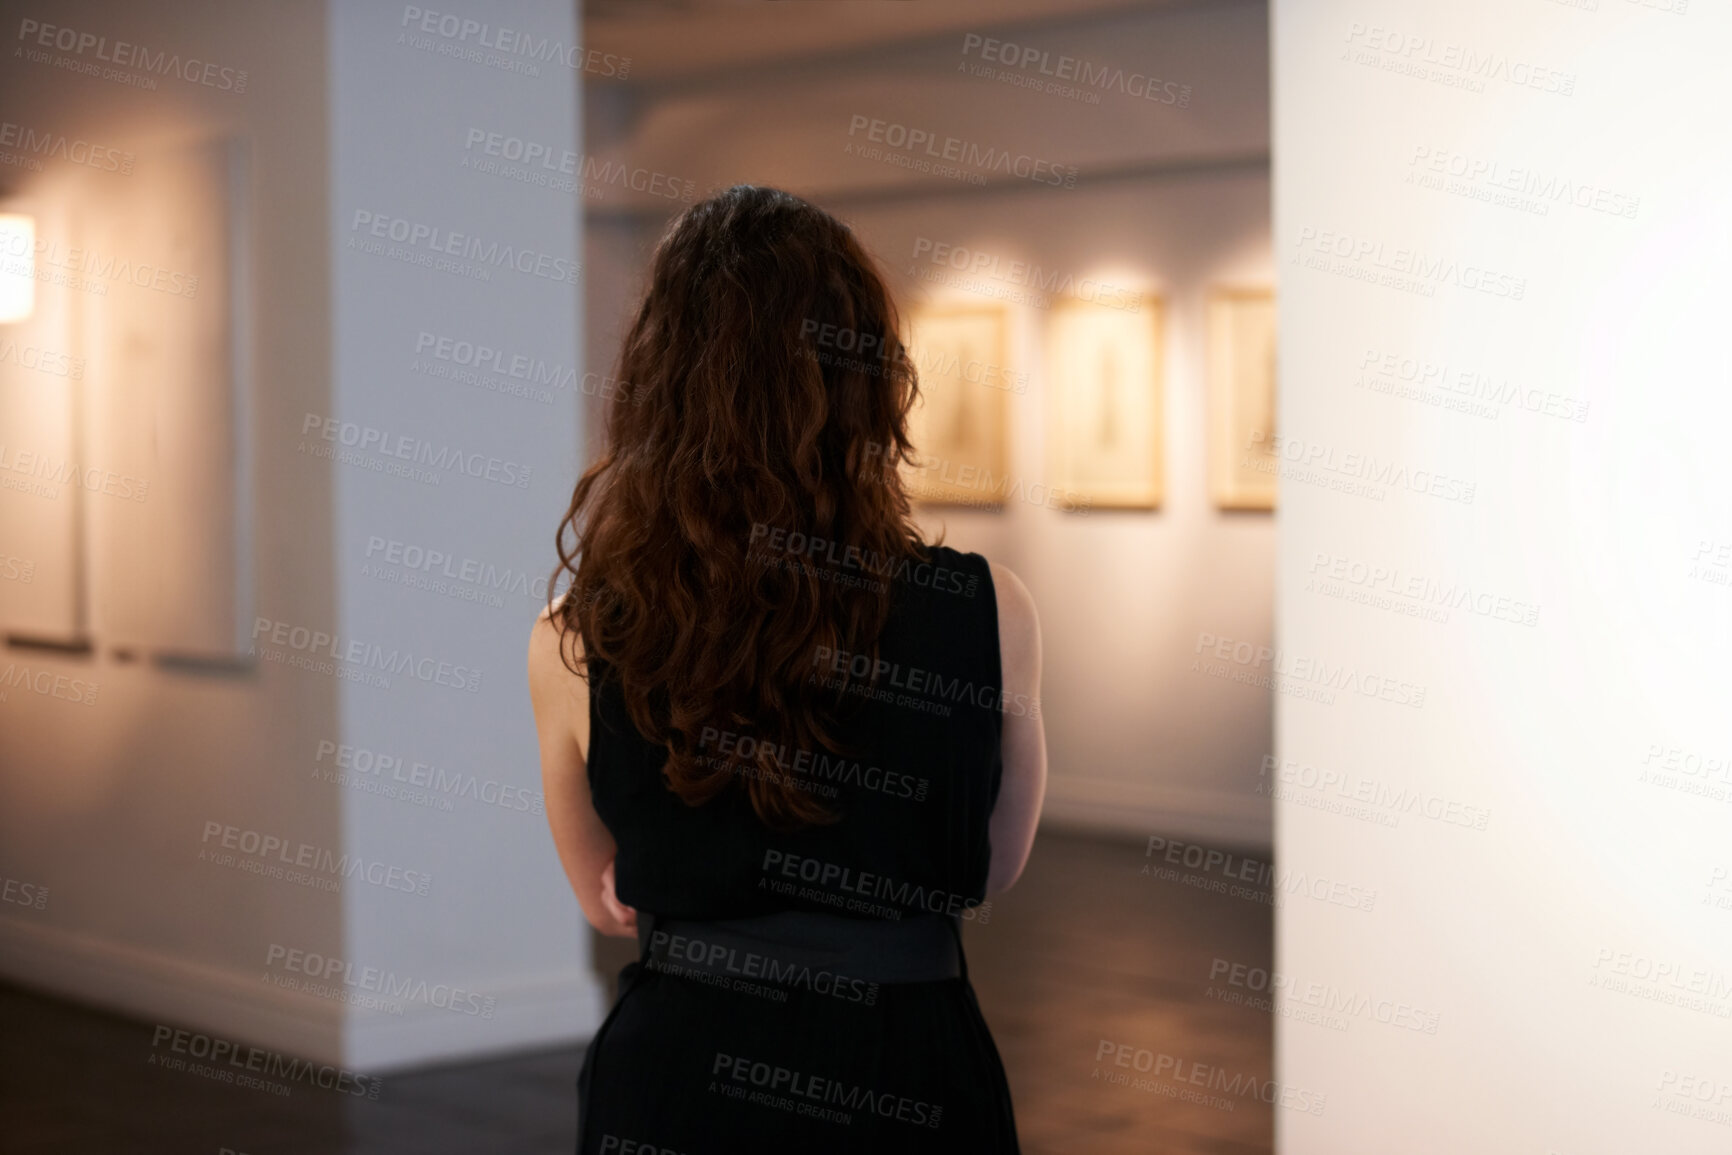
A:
88;137;252;659
0;196;82;639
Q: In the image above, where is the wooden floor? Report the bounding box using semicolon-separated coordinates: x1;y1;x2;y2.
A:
0;829;1271;1153
968;831;1274;1155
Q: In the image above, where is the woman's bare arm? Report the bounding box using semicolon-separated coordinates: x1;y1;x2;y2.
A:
986;561;1047;894
527;608;638;937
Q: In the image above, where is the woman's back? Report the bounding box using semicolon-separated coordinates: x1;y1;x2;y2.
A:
527;185;1042;1153
579;544;1021;1151
590;543;1006;923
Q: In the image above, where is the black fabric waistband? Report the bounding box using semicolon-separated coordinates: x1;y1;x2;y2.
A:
636;909;962;986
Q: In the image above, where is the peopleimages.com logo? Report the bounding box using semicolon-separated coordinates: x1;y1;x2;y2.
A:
959;33;1192;107
845;115;1077;188
250;615;483;694
149;1025;380;1098
0;660;98;706
200;820;433;897
264;943;497;1018
14;18;249;92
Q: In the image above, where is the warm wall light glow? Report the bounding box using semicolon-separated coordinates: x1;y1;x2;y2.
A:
0;212;36;322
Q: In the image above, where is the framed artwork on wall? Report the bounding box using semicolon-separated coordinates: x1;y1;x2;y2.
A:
1206;287;1278;511
1045;296;1164;510
904;304;1010;508
0;197;85;642
89;136;254;660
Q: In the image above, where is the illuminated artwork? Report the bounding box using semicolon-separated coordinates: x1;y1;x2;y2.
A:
1046;296;1164;509
904;305;1011;509
1206;288;1277;511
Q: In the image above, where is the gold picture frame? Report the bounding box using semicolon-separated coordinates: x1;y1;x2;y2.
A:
1206;287;1278;511
903;304;1011;509
1045;296;1164;510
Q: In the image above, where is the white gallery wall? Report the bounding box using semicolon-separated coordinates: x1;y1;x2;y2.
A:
0;0;599;1077
328;0;596;1070
0;0;347;1063
1274;2;1732;1151
586;0;1277;848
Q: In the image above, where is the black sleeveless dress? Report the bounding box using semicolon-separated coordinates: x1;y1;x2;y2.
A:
577;544;1020;1153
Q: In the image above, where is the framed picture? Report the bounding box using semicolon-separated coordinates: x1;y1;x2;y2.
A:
0;197;84;641
1206;287;1277;511
1046;296;1164;510
88;137;255;659
904;304;1011;508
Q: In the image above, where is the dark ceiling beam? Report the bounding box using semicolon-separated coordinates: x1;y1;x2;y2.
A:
584;148;1269;227
588;0;1259;97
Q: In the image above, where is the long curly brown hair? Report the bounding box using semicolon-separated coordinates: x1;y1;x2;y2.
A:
548;185;928;828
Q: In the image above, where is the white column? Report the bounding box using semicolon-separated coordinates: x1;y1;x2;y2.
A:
328;0;599;1070
1275;2;1732;1150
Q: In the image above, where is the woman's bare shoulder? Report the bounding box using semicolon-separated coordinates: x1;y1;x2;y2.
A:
987;560;1039;646
527;595;582;688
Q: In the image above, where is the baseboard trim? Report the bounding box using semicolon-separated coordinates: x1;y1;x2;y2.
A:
1039;775;1272;851
0;915;609;1073
345;969;607;1073
0;914;346;1063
